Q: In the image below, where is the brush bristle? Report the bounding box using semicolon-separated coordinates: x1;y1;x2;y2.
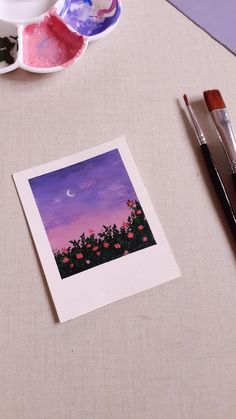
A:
203;89;226;112
183;94;189;107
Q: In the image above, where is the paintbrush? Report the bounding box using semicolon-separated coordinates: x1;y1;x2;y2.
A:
203;89;236;192
183;94;236;240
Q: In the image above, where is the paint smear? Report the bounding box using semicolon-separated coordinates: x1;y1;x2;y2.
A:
59;0;121;37
0;36;17;65
23;14;86;68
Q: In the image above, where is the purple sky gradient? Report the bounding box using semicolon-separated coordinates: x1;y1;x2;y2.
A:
29;149;138;251
167;0;236;55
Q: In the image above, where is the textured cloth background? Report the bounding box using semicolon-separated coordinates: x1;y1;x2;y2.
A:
0;1;236;418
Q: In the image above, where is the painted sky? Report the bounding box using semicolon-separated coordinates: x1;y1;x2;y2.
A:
29;149;138;251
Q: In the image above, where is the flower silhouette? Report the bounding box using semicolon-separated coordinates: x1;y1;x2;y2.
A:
54;200;156;279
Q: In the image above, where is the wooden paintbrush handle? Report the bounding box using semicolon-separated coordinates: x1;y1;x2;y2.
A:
232;173;236;194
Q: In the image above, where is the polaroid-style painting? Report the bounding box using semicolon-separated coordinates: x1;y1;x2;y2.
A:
13;138;180;322
28;149;156;279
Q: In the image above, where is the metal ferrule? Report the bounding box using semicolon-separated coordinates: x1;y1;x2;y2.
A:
211;108;236;174
187;105;207;145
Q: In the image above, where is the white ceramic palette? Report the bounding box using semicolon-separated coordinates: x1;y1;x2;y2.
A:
0;0;121;74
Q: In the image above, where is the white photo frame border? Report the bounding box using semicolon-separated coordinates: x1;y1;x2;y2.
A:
13;137;180;322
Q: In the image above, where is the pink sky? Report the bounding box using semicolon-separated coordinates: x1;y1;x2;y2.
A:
48;206;131;251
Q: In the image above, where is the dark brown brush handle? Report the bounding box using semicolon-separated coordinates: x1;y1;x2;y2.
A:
200;143;236;240
232;173;236;194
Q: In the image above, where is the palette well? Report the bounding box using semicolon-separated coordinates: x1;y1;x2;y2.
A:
0;0;121;74
0;21;18;73
57;0;121;39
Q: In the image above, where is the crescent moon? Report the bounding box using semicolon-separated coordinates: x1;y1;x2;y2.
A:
66;189;75;198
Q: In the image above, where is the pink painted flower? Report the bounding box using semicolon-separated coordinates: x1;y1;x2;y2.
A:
127;232;134;239
124;250;129;255
136;209;142;215
88;229;95;235
76;253;83;259
62;257;69;263
70;263;74;269
122;222;129;229
138;225;144;231
86;243;92;248
103;242;110;248
96;251;101;256
62;248;67;253
114;243;121;249
143;236;148;242
92;246;99;252
86;260;91;265
127;199;134;208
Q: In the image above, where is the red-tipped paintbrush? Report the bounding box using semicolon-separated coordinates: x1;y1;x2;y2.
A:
203;89;236;192
183;94;236;240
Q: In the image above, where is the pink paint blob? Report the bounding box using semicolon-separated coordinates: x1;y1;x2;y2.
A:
23;14;86;68
97;0;117;17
